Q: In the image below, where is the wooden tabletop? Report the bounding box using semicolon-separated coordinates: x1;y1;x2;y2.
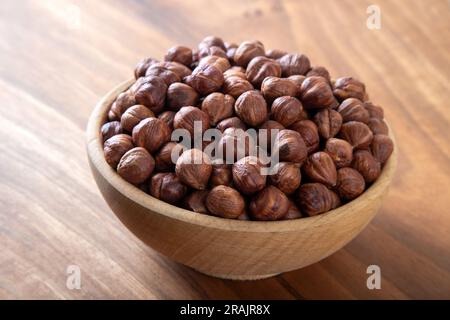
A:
1;0;449;299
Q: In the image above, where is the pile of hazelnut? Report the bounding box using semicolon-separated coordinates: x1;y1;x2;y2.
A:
102;36;393;221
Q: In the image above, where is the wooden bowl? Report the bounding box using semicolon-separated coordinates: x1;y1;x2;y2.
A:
86;79;397;280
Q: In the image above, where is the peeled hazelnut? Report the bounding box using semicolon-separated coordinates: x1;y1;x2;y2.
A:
175;148;212;190
201;92;234;126
296;183;337;216
335;167;365;201
174;106;210;136
210;162;233;187
166;82;199;111
150;172;188;204
278;53;311;76
269;162;301;194
266;49;287;60
246;56;281;87
234;90;268;127
183;190;209;214
339;121;374;149
145;62;181;86
273;129;308;164
117;147;155;185
283;201;303;220
259;120;284;150
352;150;381;183
313;109;343;139
271;96;303;127
158;111;176;130
134;75;167;114
198;35;226;51
249;186;289;221
234;40;265;67
101;121;122;142
218;128;255;162
120;105;155;132
261;76;297;101
132;117;171;153
111;91;137;119
337;98;370;123
104;134;134;168
303;151;337;187
306;66;331;82
199;45;228;59
222;76;254;98
134;57;158;79
363;102;384;119
216;117;247;132
164;45;193;66
184;64;224;96
289;120;319;154
206;185;245;218
324;138;353;168
300;76;338;109
198;56;231;73
154;142;184;172
368;118;389;135
371;134;394;164
232;156;266;195
333;77;366;101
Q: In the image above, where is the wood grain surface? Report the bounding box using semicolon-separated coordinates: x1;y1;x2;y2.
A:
0;0;449;299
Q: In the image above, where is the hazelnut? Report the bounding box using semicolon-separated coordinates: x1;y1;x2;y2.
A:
333;77;366;101
183;190;210;214
175;148;212;190
278;53;311;76
166;82;199;111
289;120;319;154
164;45;193;66
259;120;284;150
273;129;308;164
210;162;233;187
222;76;254;98
101;121;122;142
300;76;338;109
232;156;266;195
134;57;158;79
134;75;167;114
173;106;210;136
132;117;171;153
103;134;134;168
154;142;184;172
363;102;384;119
261;76;297;101
352;150;381;183
335;167;365;201
199;45;228;59
368;118;389;135
150;172;188;204
234;90;268;127
339;121;373;149
234;40;265;67
249;186;289;221
303;151;338;187
206;185;245;218
201;92;235;126
337;98;370;123
271;96;303;127
313;109;343;139
324;138;353;168
283;201;303;220
110;91;137;119
157;111;176;130
184;64;224;96
306;66;331;82
218;128;255;162
198;55;231;73
246;56;281;87
269;162;301;194
120;105;155;132
296;183;339;216
371;134;394;164
145;62;181;86
117;147;155;185
216;117;247;132
266;49;287;60
198;35;226;51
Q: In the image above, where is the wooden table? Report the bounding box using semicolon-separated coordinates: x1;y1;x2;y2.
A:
1;0;449;299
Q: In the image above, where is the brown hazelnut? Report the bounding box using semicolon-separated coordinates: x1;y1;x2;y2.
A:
306;66;331;82
201;92;235;126
134;57;158;79
120;105;155;132
210;161;233;187
333;77;366;101
101;121;122;142
246;56;281;87
303;151;337;187
337;98;370;123
339;121;373;149
222;76;254;98
199;45;228;59
234;40;265;67
206;185;245;218
266;49;287;60
232;156;266;195
261;76;297;101
110;91;137;119
283;201;303;220
216;117;247;132
269;162;301;194
173;106;210;136
117;147;155;185
166;82;199;111
218;128;255;162
198;35;226;51
103;134;134;168
273;129;308;164
164;45;193;66
287;75;306;96
132;117;171;153
278;53;311;76
145;62;181;86
258;120;285;150
249;186;290;220
184;64;224;96
271;96;303;127
324;138;353;168
335;167;365;201
157;111;176;130
313;109;343;139
288;120;319;154
363;102;384;119
183;190;210;214
198;56;231;73
175;148;212;190
150;172;188;204
368;118;389;135
296;183;338;216
154;142;184;172
371;134;394;164
234;90;268;127
134;75;167;114
300;76;338;109
352;150;381;183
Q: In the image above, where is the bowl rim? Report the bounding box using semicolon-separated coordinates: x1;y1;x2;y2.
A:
86;79;397;233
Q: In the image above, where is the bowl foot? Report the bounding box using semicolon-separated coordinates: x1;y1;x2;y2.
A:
193;269;281;281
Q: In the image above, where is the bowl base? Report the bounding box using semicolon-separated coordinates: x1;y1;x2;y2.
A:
193;268;281;281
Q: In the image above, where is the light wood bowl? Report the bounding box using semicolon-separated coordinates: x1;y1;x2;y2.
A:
86;79;397;280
